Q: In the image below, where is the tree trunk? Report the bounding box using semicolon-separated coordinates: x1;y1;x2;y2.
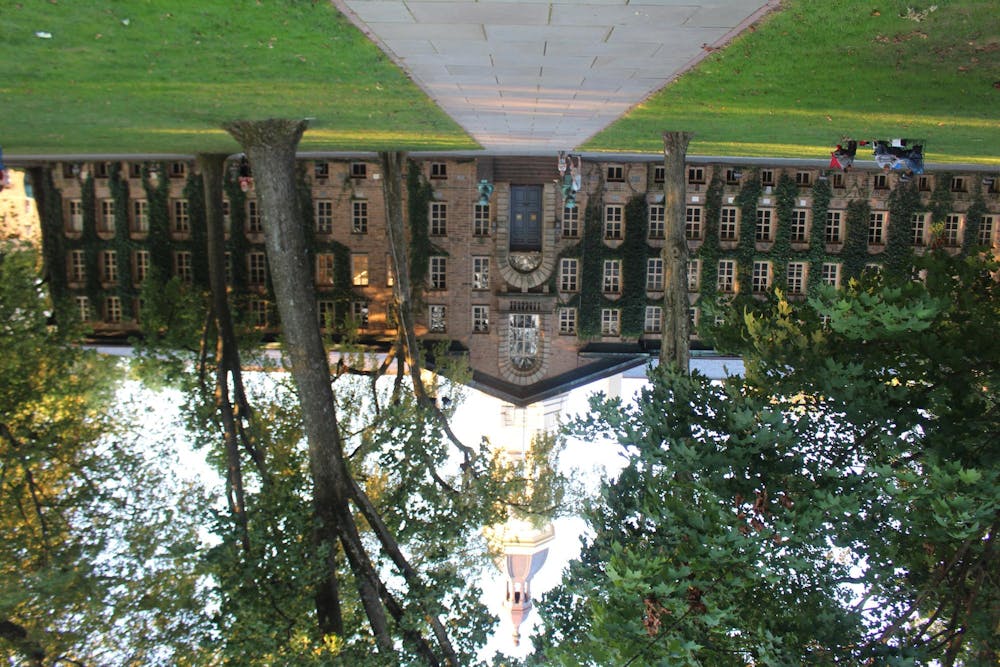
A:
223;120;389;649
197;153;255;553
659;131;694;371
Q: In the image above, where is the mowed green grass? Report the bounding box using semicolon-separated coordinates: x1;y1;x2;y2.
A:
1;1;477;154
585;0;1000;165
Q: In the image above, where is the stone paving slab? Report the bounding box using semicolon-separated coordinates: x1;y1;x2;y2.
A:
334;0;779;151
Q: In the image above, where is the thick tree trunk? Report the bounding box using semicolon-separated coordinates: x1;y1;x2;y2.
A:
223;120;389;650
659;131;693;371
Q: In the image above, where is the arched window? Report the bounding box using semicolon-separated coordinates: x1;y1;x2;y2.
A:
508;314;540;371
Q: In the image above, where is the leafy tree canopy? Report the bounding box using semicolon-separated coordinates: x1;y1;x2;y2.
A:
534;249;999;666
0;244;210;665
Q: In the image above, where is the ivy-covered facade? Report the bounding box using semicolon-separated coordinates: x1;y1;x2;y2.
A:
36;157;1000;404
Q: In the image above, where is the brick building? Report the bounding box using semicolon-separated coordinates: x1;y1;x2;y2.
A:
37;156;1000;404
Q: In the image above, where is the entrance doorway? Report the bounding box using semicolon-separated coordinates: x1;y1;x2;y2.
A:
509;185;542;251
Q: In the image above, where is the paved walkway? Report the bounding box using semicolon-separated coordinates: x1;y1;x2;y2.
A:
333;0;777;152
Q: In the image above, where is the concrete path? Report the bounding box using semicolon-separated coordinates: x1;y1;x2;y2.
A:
333;0;778;152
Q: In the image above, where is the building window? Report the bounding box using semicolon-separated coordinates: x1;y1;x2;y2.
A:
761;169;775;187
978;215;996;247
352;301;369;329
944;214;962;247
317;300;336;329
248;298;268;327
351;162;367;179
831;173;845;189
562;205;580;238
950;176;967;193
689;306;699;330
826;210;843;244
606;165;624;182
752;260;771;293
315;200;333;234
821;262;841;288
75;296;91;322
430;202;447;236
316;253;335;286
472;256;490;290
314;161;329;179
472;305;489;333
688;167;705;184
223;200;231;234
864;263;883;275
128;163;143;179
685;206;703;240
175;251;193;282
101;250;118;284
429;162;447;180
687;259;700;291
99;199;115;234
508;314;540;370
559;258;579;292
170;161;187;179
95;162;110;179
133;250;150;285
790;209;809;242
558;308;577;335
653;165;665;184
646;258;664;291
725;168;742;185
429;256;446;290
756;209;773;242
474;204;491;237
718;259;736;293
794;171;812;187
172;199;190;234
131;200;148;234
68;200;84;232
352;200;368;234
648;204;665;239
69;249;86;283
429;305;446;332
105;296;122;324
248;252;267;286
602;259;621;294
918;175;932;192
351;254;369;287
644;306;662;334
869;212;886;245
247;200;262;234
600;309;621;336
911;212;927;246
874;174;888;190
787;262;807;295
604;205;623;240
719;207;738;241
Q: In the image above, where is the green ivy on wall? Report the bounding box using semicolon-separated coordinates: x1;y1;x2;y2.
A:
143;162;172;282
298;167;354;330
37;170;67;304
963;184;988;254
183;172;210;291
406;160;433;292
577;198;605;339
885;181;919;275
841;199;871;282
110;163;135;319
806;178;832;293
621;195;649;338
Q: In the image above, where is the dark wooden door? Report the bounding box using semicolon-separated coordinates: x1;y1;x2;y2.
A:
509;185;542;251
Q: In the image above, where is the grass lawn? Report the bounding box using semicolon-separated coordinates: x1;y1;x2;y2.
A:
584;0;1000;165
1;1;477;154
